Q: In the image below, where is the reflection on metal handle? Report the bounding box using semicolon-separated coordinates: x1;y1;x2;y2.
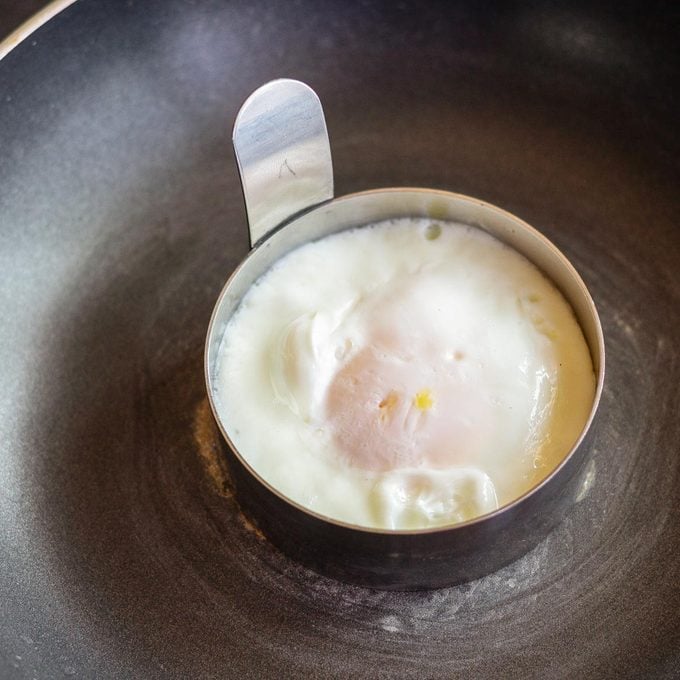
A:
232;79;334;247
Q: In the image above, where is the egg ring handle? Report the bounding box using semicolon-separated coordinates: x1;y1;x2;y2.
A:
233;79;335;248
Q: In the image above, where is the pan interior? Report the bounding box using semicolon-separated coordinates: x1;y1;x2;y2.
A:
0;1;678;678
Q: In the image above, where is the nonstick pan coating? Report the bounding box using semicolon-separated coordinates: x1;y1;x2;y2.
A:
1;1;678;677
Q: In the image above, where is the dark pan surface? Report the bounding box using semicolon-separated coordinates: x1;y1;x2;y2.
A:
0;1;46;37
1;1;678;677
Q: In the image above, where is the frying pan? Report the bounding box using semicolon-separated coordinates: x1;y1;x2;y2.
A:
1;0;678;677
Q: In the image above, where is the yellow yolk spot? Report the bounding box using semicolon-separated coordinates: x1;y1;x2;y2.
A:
413;389;434;411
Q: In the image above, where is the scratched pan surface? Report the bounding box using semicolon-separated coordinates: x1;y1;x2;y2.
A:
1;0;678;677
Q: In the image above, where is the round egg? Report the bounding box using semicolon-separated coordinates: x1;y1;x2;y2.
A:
214;218;596;530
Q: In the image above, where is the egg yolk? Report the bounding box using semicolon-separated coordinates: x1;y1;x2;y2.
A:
324;344;492;472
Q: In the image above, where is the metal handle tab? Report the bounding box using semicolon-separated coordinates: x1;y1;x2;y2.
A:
232;79;334;247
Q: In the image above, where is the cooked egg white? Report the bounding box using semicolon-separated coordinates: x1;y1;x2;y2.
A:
214;218;595;530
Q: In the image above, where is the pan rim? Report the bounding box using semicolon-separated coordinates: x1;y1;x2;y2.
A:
0;0;79;60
